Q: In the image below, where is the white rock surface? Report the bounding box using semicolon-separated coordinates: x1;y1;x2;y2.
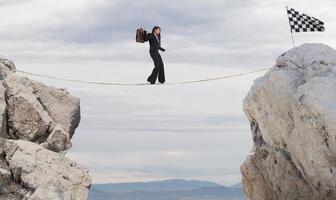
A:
241;43;336;199
30;80;80;138
0;56;15;80
0;82;7;139
0;56;91;199
3;139;91;200
3;73;81;152
4;74;53;142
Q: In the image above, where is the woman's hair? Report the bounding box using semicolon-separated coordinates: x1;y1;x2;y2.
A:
152;26;161;42
152;26;161;34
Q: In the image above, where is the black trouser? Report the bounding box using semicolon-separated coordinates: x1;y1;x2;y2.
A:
147;51;165;84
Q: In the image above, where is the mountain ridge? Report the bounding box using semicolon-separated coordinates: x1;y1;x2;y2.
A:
89;179;246;200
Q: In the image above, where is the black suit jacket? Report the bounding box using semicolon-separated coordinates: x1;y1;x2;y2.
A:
144;31;165;53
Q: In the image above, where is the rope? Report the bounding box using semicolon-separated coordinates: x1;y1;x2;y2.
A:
15;67;270;86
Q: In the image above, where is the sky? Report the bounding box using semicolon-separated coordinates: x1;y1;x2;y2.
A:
0;0;335;186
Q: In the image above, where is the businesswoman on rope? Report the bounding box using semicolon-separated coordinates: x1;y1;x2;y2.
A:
144;26;166;84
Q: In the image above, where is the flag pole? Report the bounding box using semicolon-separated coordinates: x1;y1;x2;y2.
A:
290;31;295;48
286;6;296;48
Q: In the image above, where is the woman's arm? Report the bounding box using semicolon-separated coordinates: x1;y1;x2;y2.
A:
143;30;152;42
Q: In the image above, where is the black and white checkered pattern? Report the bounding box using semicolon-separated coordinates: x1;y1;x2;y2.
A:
287;7;325;33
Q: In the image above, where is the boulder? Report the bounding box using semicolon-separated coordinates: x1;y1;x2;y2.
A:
0;56;16;71
3;139;91;200
0;55;15;80
4;74;52;142
30;80;80;139
41;123;71;152
241;44;336;199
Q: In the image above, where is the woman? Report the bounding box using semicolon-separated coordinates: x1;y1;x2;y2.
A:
143;26;166;84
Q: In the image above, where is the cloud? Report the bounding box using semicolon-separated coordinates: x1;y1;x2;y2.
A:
1;0;334;67
0;1;278;61
0;0;34;7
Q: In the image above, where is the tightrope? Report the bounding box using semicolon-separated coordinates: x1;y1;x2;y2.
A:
15;67;270;86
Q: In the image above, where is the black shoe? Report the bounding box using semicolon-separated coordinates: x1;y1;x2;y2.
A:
147;80;155;84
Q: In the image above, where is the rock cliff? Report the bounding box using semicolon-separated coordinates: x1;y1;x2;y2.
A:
241;43;336;200
0;57;91;199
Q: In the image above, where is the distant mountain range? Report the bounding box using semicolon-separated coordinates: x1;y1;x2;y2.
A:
89;179;247;200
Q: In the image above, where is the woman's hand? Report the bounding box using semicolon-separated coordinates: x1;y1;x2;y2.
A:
159;47;166;52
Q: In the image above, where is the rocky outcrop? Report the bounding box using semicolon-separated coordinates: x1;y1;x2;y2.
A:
3;73;80;152
241;44;336;200
0;57;91;199
3;139;91;200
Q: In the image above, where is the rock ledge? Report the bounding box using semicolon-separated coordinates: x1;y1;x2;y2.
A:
0;57;91;200
241;43;336;200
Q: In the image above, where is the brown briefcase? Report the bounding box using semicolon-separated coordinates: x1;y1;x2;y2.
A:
136;28;145;43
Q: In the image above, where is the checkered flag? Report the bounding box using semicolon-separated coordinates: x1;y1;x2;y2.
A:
286;7;325;33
